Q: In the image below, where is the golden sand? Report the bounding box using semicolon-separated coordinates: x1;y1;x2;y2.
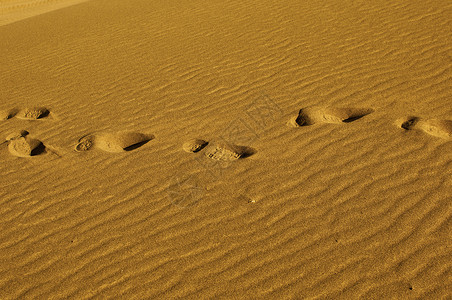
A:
0;0;451;298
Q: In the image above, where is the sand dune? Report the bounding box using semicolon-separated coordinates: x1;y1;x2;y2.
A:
0;0;91;26
0;0;451;298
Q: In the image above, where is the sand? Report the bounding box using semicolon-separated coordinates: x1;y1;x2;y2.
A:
0;0;451;298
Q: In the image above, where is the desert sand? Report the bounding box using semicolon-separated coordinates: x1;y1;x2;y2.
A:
0;0;451;298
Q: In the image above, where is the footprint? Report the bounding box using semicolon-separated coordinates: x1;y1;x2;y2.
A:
287;106;374;127
0;109;16;120
16;107;50;120
6;130;46;157
399;116;452;139
183;139;256;160
204;143;256;160
75;131;153;153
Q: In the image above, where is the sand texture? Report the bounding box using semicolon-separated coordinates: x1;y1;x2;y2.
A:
0;0;451;298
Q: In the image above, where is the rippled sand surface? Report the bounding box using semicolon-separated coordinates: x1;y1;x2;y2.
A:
0;0;451;298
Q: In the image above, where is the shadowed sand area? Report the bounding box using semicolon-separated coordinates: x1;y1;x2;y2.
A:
0;0;451;298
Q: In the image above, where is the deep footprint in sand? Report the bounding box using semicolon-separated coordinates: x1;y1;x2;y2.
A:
287;106;374;127
183;139;256;160
75;131;154;153
6;130;46;157
399;117;452;139
15;107;50;120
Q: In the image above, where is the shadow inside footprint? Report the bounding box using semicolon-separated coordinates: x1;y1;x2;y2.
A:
124;139;152;151
236;146;257;158
401;117;420;130
30;143;47;156
342;114;371;123
36;109;50;119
